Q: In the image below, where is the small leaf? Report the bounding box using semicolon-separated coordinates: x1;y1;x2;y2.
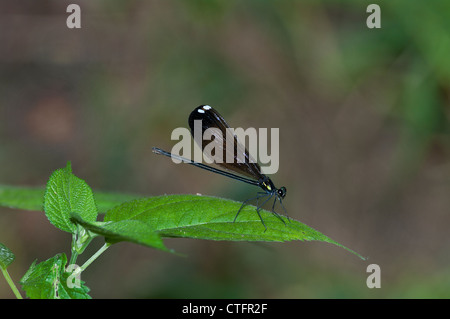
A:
0;184;142;213
43;162;98;233
105;195;365;259
70;213;169;252
19;253;90;299
0;243;15;269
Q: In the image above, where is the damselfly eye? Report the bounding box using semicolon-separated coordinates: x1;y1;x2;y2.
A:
278;187;287;199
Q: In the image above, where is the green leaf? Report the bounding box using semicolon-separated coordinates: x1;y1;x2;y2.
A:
0;243;15;269
0;185;141;213
0;244;22;299
20;253;91;299
43;162;98;233
0;185;46;211
105;195;365;260
70;213;169;252
94;191;143;213
59;269;91;299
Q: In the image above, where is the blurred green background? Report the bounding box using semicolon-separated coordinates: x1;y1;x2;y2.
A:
1;0;450;298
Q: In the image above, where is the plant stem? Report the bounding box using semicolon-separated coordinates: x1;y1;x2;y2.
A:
1;267;23;299
71;243;110;278
81;243;109;271
69;233;79;266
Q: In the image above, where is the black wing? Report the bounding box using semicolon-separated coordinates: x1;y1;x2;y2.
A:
188;105;264;181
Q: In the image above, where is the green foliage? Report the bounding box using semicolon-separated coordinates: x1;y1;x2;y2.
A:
0;242;15;269
0;185;48;212
20;254;90;299
0;184;141;213
44;162;98;233
70;213;168;251
0;162;364;298
104;195;363;259
0;242;22;299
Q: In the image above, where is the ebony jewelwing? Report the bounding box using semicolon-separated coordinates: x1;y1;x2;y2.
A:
152;105;288;231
